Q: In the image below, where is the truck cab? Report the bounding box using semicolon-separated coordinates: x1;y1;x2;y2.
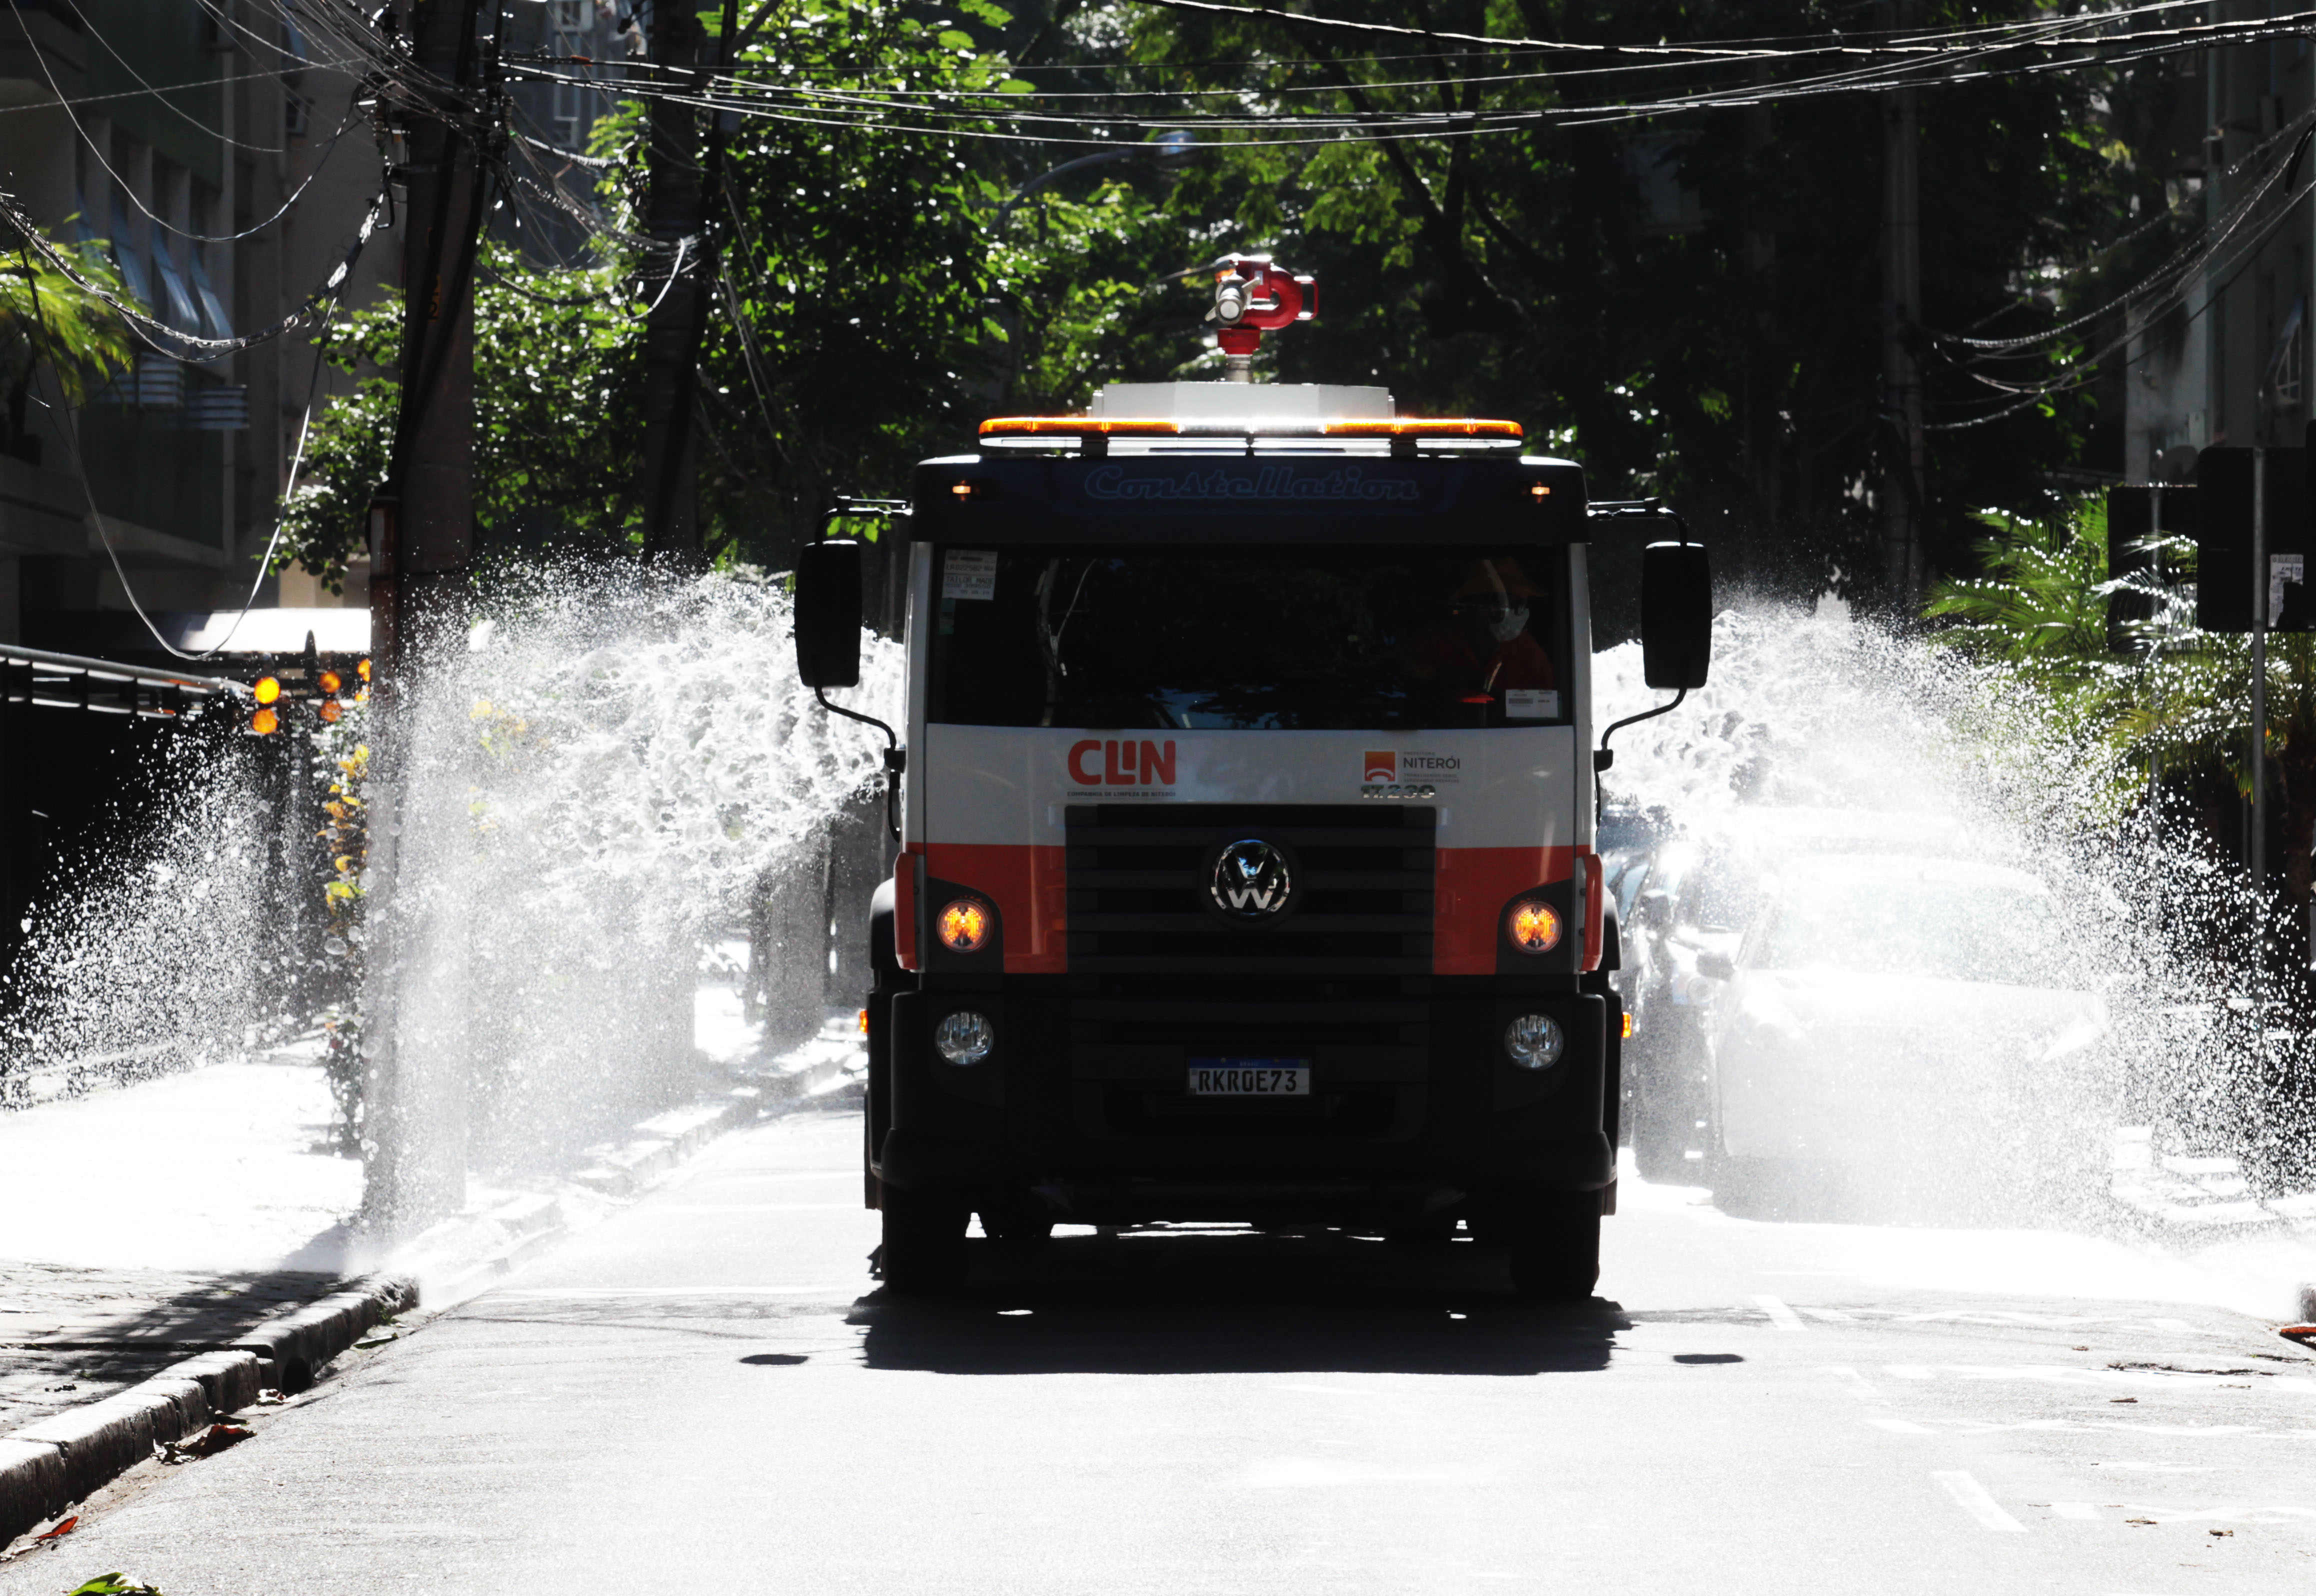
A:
798;358;1707;1300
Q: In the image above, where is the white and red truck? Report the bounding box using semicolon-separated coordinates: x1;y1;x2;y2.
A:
795;258;1711;1298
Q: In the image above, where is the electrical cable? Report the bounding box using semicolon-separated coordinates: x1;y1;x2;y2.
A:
8;195;384;663
20;20;364;246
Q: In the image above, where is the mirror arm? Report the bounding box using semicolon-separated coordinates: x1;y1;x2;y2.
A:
810;494;913;844
1596;687;1686;774
1586;498;1698;548
814;686;905;844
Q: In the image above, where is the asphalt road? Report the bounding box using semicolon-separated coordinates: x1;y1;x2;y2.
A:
8;1107;2314;1595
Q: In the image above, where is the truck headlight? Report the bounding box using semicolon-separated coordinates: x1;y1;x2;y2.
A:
934;1010;994;1066
1505;899;1562;954
938;898;991;953
1504;1013;1564;1070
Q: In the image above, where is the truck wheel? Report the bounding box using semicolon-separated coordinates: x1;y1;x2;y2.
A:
880;1185;970;1294
978;1193;1056;1244
1505;1191;1601;1302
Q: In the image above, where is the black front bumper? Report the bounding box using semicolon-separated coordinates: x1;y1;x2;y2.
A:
870;981;1612;1216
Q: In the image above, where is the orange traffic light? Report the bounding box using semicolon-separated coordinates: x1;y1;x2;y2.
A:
251;707;280;735
318;669;343;694
318;700;344;724
253;676;282;706
356;658;372;682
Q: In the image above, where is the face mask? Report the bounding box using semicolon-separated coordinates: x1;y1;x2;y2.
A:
1490;604;1530;644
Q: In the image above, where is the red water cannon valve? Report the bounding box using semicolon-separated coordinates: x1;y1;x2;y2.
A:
1208;254;1315;380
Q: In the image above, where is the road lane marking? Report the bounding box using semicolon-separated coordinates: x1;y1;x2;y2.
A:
1752;1294;1807;1332
1801;1306;1854;1322
1933;1470;2028;1532
2052;1502;2098;1520
1870;1418;1934;1434
1887;1364;1934;1379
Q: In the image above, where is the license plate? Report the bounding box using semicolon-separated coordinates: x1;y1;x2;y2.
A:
1188;1060;1310;1096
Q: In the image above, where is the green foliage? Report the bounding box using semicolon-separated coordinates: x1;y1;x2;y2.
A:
277;0;2159;598
0;226;132;406
1926;500;2117;670
277;240;645;590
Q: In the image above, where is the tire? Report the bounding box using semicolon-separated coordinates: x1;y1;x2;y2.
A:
978;1193;1056;1244
1504;1190;1601;1302
880;1184;970;1294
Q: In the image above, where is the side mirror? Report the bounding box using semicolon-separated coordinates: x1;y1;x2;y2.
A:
795;539;864;688
1642;541;1712;690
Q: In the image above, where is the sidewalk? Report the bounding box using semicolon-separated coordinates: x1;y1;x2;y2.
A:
0;964;868;1546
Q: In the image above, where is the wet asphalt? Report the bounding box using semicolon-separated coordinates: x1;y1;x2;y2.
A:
6;1107;2313;1595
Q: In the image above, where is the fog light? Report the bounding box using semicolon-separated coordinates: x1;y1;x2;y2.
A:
1505;898;1561;954
938;898;991;952
1504;1013;1564;1070
934;1010;994;1066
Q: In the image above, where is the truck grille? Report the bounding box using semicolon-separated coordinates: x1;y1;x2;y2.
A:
1065;804;1436;975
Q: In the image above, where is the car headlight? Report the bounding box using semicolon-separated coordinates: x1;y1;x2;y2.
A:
1504;899;1562;954
934;1010;994;1066
1504;1013;1564;1070
938;898;991;953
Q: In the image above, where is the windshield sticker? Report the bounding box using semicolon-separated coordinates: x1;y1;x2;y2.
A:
1505;689;1560;719
942;550;998;600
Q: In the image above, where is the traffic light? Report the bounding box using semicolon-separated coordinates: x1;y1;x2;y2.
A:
244;662;361;734
2192;445;2312;632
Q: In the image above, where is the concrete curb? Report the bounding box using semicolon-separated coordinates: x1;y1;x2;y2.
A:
0;1272;416;1548
570;1085;768;1196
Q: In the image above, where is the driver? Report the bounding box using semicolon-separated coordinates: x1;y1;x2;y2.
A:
1411;558;1554;700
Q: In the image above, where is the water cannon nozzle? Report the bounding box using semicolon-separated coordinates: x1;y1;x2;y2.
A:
1204;254;1314;382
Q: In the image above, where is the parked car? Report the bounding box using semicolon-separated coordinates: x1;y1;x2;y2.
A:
1622;816;2108;1216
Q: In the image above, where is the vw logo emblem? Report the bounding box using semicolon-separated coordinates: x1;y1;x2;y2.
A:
1209;838;1294;920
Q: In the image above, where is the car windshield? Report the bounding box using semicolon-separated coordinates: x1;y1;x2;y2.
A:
1758;874;2066;986
926;544;1570;730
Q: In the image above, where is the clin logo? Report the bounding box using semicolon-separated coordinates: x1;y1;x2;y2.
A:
1364;750;1396;784
1068;739;1176;787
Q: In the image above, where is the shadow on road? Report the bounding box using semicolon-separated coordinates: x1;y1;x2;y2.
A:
848;1232;1628;1376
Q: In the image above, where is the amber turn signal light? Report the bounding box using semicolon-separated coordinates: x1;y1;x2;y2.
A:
857;1008;869;1036
1506;899;1562;954
938;898;992;953
1622;1011;1636;1040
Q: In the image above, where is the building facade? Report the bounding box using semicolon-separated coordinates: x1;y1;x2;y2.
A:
0;0;390;644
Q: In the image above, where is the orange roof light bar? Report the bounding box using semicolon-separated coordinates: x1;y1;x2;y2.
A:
1322;418;1524;440
978;416;1524;441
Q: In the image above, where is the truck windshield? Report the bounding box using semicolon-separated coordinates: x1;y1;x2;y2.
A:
926;544;1571;730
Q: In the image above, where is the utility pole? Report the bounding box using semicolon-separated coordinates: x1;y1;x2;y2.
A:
2252;446;2269;900
1877;0;1924;608
638;0;725;563
364;0;488;1230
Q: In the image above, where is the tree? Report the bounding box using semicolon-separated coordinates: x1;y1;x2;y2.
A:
0;226;132;462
